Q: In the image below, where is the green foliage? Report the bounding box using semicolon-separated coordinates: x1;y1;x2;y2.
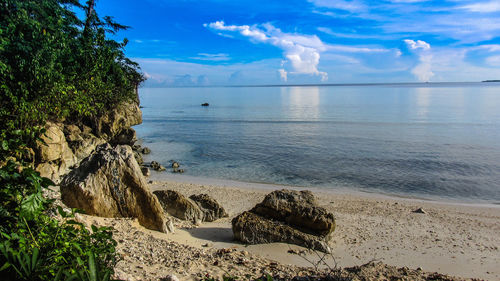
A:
0;158;118;281
0;0;142;280
0;0;145;133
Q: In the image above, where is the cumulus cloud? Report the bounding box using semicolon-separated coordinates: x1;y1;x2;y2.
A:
404;39;434;82
205;21;328;81
404;39;430;51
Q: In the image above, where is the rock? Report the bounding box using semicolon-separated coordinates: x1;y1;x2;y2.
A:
132;144;141;151
111;127;137;146
189;194;228;222
141;147;151;154
153;190;203;224
232;211;331;253
162;274;179;281
231;189;335;252
171;161;179;169
251;189;335;237
60;144;171;233
134;151;144;165
150;161;166;171
64;123;106;162
141;167;150;177
201;103;209;106
413;207;426;214
91;101;142;141
35;122;78;182
172;168;184;174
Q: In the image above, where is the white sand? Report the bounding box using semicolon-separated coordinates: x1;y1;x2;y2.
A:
147;177;500;280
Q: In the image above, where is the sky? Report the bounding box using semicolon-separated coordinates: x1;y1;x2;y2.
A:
93;0;500;86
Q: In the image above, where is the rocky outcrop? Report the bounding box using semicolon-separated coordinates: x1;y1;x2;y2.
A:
35;101;142;182
111;127;137;146
154;190;203;224
60;144;172;233
232;189;335;252
189;194;228;222
91;101;142;141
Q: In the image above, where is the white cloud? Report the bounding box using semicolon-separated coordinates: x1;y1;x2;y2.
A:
278;69;288;81
404;39;434;82
190;53;230;61
307;0;366;12
459;1;500;13
486;55;500;66
205;21;328;81
404;39;431;51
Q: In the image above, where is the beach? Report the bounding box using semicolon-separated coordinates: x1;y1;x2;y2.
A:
77;176;500;280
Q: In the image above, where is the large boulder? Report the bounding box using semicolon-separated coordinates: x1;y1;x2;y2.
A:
189;194;228;222
35;122;78;182
232;189;335;252
153;190;203;224
232;211;331;253
60;144;172;233
91;101;142;141
251;190;335;237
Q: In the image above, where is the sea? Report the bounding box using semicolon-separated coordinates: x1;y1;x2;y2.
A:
134;83;500;204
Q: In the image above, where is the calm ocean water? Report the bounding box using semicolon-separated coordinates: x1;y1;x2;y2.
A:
135;83;500;204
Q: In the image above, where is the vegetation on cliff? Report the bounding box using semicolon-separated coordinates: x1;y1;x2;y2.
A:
0;0;144;279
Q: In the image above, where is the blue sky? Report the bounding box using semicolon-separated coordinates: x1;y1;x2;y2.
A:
94;0;500;86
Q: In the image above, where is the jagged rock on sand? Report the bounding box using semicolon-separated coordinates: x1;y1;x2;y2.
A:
60;143;172;233
154;190;203;224
232;189;335;252
189;193;228;222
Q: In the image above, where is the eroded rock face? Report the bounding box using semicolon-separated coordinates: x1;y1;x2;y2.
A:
60;144;171;233
35;122;77;182
153;190;203;224
232;189;335;252
91;101;142;141
189;194;228;222
111;127;137;146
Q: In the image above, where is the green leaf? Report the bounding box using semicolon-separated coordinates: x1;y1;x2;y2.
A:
20;192;44;220
88;252;97;281
0;262;11;272
1;140;8;150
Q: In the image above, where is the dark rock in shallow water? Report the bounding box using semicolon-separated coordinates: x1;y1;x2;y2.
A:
201;103;209;106
232;189;335;252
141;147;151;154
189;194;228;222
151;161;166;171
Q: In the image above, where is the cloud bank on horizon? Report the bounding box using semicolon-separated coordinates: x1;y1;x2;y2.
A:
96;0;500;85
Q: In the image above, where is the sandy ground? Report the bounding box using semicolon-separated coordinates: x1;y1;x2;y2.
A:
68;175;500;280
144;177;500;280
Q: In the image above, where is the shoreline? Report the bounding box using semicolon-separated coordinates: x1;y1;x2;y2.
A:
148;172;500;209
141;175;500;280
